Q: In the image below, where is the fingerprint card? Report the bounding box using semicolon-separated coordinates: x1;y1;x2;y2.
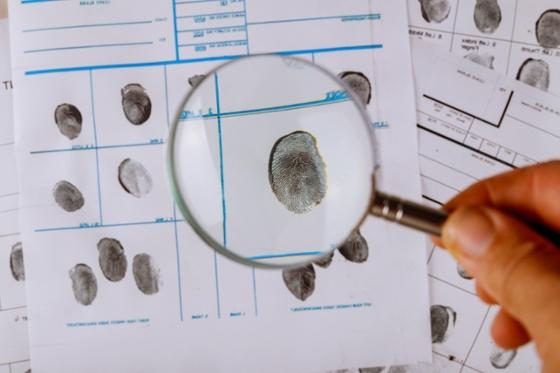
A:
409;0;560;96
0;16;31;371
8;1;431;372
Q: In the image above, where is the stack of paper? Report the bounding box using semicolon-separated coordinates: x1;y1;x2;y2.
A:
1;1;558;372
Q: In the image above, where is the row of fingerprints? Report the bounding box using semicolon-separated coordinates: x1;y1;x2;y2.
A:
417;1;558;92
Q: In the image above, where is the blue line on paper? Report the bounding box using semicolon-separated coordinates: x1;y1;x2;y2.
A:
178;25;246;33
176;0;221;4
88;71;103;225
30;141;164;155
178;39;247;48
23;20;153;33
249;251;324;260
176;11;244;19
24;44;382;75
24;41;154;54
242;0;250;54
247;13;381;26
35;218;186;233
172;0;180;60
21;0;65;3
214;73;225;320
164;65;185;322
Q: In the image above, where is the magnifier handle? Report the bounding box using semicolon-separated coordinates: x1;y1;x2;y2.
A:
371;192;448;237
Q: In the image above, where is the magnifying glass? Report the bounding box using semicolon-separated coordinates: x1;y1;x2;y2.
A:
167;54;447;269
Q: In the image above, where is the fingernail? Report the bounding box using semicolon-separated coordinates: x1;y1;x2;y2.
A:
443;207;495;259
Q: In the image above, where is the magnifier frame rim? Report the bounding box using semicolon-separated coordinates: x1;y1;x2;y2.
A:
166;53;378;269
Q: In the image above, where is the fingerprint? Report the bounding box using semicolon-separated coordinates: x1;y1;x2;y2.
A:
536;10;560;49
516;58;550;91
121;83;152;125
282;264;315;301
269;131;327;214
474;0;502;34
338;71;372;105
54;103;82;140
387;367;407;373
457;263;473;280
431;305;456;343
69;264;97;306
97;238;127;282
419;0;451;24
313;251;334;268
133;254;160;295
338;230;369;263
10;242;25;282
359;368;385;373
464;52;495;69
52;180;85;212
188;74;206;88
118;158;153;198
490;346;517;369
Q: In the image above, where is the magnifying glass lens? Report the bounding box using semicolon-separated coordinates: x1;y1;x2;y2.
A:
168;55;376;268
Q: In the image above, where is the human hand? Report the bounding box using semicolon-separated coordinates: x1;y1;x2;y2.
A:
440;161;560;373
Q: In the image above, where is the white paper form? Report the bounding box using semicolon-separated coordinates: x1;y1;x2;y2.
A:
411;40;550;372
0;17;31;373
408;0;560;96
8;1;431;372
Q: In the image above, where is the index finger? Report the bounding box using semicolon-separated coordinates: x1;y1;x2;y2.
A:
445;160;560;232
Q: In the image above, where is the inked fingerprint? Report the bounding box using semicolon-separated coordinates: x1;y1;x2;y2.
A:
338;71;372;105
118;158;153;198
338;230;369;263
133;254;160;295
188;74;206;88
69;264;97;306
121;83;152;125
474;0;502;34
97;238;127;282
54;103;82;140
490;346;517;369
359;368;385;373
464;52;495;69
282;264;315;301
431;305;456;343
516;58;550;91
269;131;327;214
419;0;451;24
313;251;334;268
457;263;473;280
52;180;85;212
10;242;25;282
536;10;560;49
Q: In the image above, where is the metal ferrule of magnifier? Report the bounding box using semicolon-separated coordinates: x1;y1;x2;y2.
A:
371;192;448;237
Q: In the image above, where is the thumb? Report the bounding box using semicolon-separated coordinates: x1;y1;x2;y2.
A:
442;206;560;368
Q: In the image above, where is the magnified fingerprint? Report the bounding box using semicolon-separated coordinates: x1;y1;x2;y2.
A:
338;71;372;105
54;103;82;140
269;131;327;214
313;251;334;268
536;10;560;49
52;180;85;212
188;74;206;88
490;346;517;369
457;263;473;280
474;0;502;34
133;253;160;295
118;158;153;198
10;242;25;282
338;230;369;263
97;238;127;282
516;58;550;91
464;52;495;69
69;264;97;306
121;83;152;125
420;0;451;24
282;264;315;301
431;305;456;343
